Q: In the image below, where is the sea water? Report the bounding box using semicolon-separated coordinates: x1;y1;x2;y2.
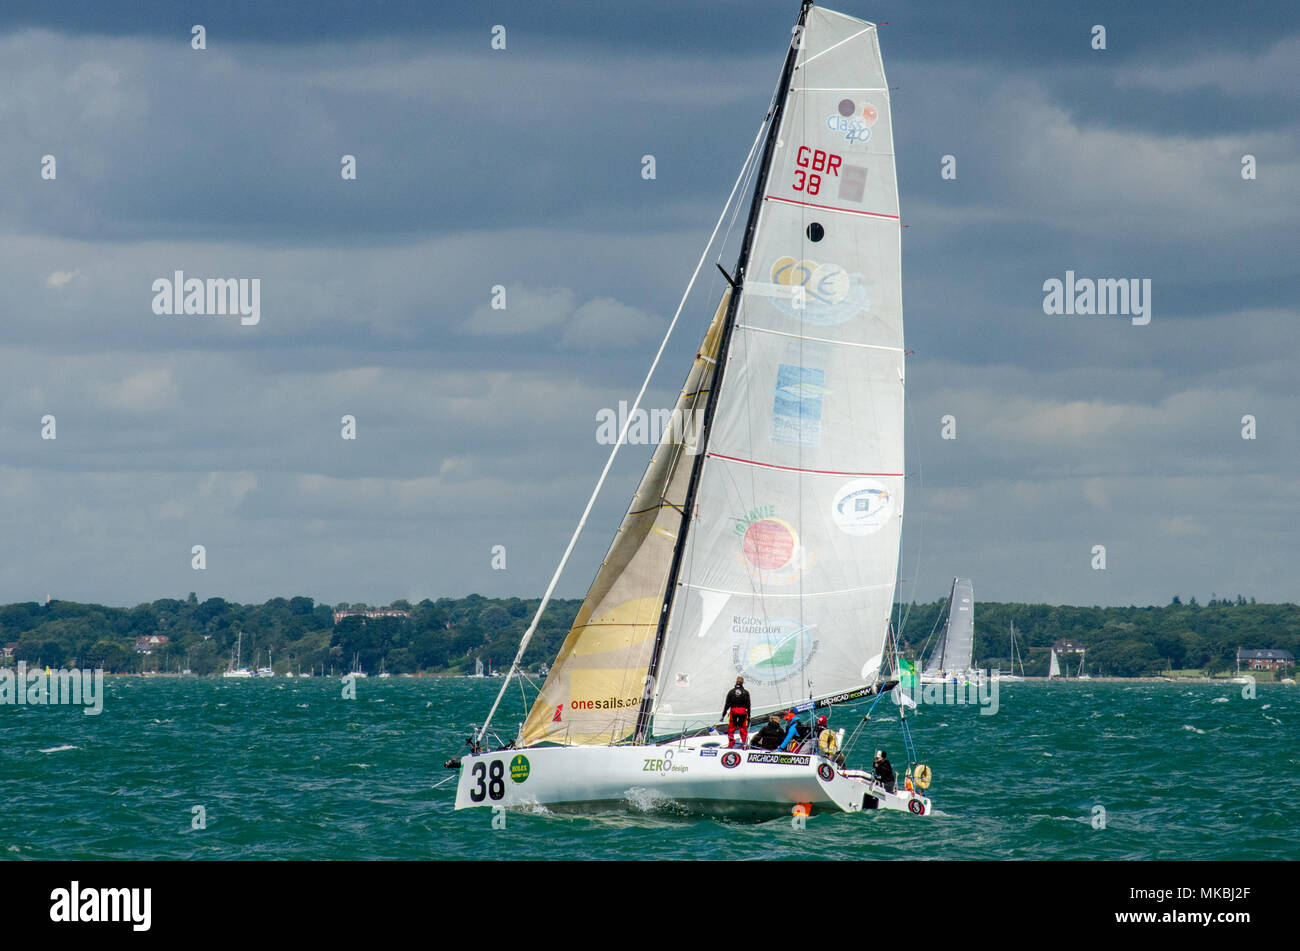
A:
0;679;1294;860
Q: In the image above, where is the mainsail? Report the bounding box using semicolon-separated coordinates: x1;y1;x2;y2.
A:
922;578;975;677
517;3;903;746
649;7;904;736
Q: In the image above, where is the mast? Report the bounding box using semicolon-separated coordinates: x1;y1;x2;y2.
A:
633;1;814;744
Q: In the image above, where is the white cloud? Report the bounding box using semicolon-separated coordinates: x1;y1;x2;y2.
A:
96;368;178;412
460;286;575;337
561;297;661;350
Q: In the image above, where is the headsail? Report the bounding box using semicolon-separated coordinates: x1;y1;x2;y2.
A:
922;578;975;676
518;296;729;746
648;7;905;737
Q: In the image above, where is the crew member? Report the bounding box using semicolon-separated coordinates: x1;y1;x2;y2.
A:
752;714;786;750
873;749;896;793
781;715;812;752
815;715;838;757
721;676;751;748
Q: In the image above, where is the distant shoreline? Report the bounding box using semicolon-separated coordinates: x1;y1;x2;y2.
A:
80;672;1294;686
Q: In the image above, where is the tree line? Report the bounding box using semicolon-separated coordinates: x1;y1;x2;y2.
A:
0;593;1294;678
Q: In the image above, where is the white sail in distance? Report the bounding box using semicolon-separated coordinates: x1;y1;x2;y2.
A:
650;8;904;737
922;578;975;677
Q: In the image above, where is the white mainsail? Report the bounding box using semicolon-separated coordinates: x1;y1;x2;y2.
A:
922;578;975;677
1049;648;1061;678
649;7;903;736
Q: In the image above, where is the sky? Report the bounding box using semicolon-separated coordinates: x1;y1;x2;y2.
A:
0;0;1296;610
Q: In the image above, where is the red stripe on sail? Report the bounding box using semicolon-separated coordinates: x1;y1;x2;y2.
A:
764;195;900;219
708;452;902;477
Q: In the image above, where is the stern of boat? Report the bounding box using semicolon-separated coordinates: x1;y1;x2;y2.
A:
825;767;932;816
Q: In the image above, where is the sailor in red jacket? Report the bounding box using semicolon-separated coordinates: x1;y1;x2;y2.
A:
721;676;752;748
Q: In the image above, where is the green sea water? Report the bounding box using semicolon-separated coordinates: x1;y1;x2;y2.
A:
1;678;1295;860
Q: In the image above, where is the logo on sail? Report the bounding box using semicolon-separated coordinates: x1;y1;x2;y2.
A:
772;364;826;447
734;505;816;585
730;616;818;687
826;97;878;147
769;256;870;326
831;479;893;536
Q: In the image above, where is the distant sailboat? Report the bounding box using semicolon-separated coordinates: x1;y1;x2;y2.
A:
1048;648;1061;679
921;578;976;684
222;631;253;678
1076;648;1091;680
1000;621;1026;680
348;653;368;679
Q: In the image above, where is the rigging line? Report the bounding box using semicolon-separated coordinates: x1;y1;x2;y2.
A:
716;73;781;268
475;115;773;746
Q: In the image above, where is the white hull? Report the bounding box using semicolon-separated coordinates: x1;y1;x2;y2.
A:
919;671;984;685
453;743;931;820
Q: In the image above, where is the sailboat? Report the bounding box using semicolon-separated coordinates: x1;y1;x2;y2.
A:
469;657;486;679
920;578;976;685
347;653;368;679
1048;648;1061;679
1076;648;1091;680
454;2;930;819
1000;620;1026;680
222;631;253;678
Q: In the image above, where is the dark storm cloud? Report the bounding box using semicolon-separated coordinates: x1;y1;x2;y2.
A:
0;0;1296;607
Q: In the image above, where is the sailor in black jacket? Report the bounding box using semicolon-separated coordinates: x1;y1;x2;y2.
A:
721;676;751;748
751;714;787;750
873;749;896;793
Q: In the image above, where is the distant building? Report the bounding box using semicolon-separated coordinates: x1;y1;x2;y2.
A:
332;608;410;625
1052;638;1086;654
134;634;171;654
1237;648;1294;672
2;642;15;660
